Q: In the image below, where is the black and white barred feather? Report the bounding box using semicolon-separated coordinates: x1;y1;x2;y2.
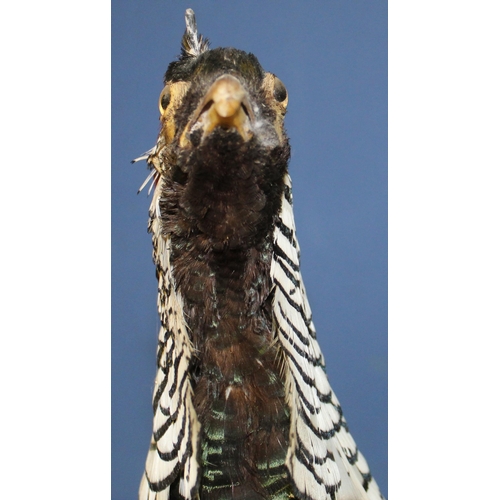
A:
138;177;200;500
137;166;384;500
271;176;383;500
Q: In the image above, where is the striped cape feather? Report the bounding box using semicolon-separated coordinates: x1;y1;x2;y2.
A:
136;149;384;499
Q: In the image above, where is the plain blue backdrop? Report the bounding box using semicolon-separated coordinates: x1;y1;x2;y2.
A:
112;1;387;498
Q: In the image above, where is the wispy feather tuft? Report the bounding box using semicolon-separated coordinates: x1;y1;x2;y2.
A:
180;8;209;59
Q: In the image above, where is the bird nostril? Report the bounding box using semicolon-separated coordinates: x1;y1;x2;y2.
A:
240;103;250;118
200;100;213;115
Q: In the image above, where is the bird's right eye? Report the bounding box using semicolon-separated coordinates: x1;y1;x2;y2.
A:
158;86;171;115
273;77;287;104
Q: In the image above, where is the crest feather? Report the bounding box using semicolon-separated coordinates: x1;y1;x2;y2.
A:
181;8;209;59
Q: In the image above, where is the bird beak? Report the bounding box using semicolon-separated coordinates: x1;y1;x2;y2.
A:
180;75;254;147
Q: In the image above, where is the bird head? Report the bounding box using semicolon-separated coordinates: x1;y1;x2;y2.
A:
156;9;289;164
142;9;291;249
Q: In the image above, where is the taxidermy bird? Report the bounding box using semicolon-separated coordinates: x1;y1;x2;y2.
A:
134;9;385;500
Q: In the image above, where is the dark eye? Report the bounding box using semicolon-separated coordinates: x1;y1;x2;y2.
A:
273;77;287;103
158;86;171;114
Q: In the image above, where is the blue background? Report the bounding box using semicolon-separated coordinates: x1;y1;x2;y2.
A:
112;1;387;498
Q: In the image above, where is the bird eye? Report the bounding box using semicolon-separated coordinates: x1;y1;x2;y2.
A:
158;86;171;114
273;77;287;103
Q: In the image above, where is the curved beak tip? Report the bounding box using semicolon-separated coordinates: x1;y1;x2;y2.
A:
214;98;241;118
181;74;254;146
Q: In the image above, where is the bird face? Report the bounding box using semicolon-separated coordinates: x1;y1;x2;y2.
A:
156;47;289;172
147;45;292;249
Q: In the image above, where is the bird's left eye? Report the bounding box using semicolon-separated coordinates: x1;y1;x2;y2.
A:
158;86;171;115
273;77;287;103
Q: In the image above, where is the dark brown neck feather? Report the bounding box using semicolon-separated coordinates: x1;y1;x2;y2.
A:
160;137;292;497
